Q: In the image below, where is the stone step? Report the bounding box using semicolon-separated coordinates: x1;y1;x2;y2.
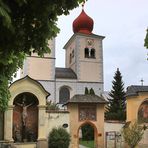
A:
13;142;37;148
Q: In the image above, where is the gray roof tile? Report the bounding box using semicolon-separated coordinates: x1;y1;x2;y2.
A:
65;94;107;104
55;68;77;79
126;85;148;97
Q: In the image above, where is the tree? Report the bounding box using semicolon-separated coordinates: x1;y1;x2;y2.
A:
84;87;95;95
122;121;145;148
85;87;89;95
48;127;70;148
144;28;148;49
46;101;59;110
0;0;84;111
90;88;95;95
105;68;126;121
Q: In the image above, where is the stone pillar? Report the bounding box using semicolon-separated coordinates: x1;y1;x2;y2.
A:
4;105;14;142
37;105;47;148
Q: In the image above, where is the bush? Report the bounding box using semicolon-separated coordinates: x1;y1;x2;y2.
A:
48;127;70;148
47;101;59;110
122;121;144;148
105;110;126;121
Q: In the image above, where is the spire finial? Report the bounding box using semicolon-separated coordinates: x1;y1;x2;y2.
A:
82;0;85;10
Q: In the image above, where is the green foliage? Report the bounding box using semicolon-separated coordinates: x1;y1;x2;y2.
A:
144;28;148;49
85;87;89;94
90;88;95;95
47;101;59;110
84;87;95;95
0;0;84;111
81;124;94;141
79;140;94;148
122;121;144;148
105;68;126;121
48;127;70;148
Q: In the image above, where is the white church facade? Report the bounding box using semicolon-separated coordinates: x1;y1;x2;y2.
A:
21;11;105;105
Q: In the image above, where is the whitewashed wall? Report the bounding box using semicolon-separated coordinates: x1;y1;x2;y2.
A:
45;111;70;138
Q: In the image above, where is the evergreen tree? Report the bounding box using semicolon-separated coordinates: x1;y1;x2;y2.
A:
90;88;95;95
84;87;95;95
85;87;89;95
105;68;126;121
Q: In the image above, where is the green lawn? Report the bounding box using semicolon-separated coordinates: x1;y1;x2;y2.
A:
79;140;94;148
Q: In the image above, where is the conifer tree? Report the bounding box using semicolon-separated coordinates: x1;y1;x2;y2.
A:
90;88;95;95
105;68;126;121
85;87;89;94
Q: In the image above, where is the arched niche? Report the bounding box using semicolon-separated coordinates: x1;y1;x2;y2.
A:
13;92;39;142
138;99;148;124
9;76;50;106
4;76;50;142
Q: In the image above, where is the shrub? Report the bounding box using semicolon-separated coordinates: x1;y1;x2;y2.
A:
122;121;145;148
48;127;70;148
47;101;59;110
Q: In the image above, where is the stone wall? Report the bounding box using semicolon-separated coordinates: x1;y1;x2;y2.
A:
45;110;70;138
104;121;125;148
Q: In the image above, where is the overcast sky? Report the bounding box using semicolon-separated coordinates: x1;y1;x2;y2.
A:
55;0;148;91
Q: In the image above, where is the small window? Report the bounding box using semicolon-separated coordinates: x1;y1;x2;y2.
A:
85;48;89;58
59;87;70;104
90;48;95;58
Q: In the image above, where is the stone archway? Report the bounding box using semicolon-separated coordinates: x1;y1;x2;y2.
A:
4;76;50;146
13;92;39;142
138;99;148;124
78;121;98;148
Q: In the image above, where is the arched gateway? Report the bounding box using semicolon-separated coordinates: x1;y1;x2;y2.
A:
4;76;50;147
66;94;107;148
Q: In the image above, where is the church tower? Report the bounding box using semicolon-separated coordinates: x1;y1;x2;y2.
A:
21;39;55;80
64;8;104;84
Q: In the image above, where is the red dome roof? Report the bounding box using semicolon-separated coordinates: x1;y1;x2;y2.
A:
73;9;94;34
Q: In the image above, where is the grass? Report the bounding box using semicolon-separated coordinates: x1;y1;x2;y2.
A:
79;140;94;148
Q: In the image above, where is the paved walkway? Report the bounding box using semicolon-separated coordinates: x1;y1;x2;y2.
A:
79;145;89;148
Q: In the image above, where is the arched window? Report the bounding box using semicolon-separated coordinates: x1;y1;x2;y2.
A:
59;87;70;104
90;48;95;58
84;48;89;58
138;99;148;123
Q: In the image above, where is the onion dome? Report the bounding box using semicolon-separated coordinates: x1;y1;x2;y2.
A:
73;9;94;34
